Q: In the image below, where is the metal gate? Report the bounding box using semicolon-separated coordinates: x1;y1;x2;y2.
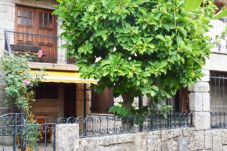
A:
0;113;56;151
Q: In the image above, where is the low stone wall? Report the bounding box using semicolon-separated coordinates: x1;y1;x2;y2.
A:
56;124;227;151
79;128;227;151
79;128;192;151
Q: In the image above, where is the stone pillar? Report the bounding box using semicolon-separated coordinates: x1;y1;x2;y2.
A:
189;69;210;130
56;124;79;151
57;19;67;64
0;0;15;56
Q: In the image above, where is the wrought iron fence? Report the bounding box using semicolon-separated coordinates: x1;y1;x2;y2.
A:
0;112;192;148
211;112;227;128
57;112;192;138
4;30;75;64
0;113;56;151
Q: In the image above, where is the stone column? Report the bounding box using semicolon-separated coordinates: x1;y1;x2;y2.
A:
0;0;15;114
57;19;67;64
189;69;210;130
0;0;15;56
56;124;79;151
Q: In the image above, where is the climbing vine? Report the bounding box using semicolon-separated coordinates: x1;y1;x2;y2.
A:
0;55;43;115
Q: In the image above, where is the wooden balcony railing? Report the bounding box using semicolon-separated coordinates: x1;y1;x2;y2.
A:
4;30;75;64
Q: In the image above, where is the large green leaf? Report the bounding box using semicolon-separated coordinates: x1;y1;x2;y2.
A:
184;0;203;11
214;8;227;19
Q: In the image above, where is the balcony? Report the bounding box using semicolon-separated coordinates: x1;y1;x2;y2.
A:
4;30;75;64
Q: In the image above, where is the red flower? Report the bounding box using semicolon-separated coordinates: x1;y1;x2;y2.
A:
37;50;45;58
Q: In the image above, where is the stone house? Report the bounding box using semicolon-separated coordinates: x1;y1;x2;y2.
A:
0;0;226;137
0;0;190;121
0;0;116;122
0;0;227;150
0;0;227;117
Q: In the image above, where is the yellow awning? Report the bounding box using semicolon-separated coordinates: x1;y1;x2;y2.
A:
31;70;97;84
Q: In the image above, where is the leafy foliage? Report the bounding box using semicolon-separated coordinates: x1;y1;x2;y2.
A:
184;0;203;11
0;55;44;150
184;0;227;19
55;0;215;114
0;55;43;115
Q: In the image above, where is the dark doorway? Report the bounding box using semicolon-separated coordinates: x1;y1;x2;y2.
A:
91;88;114;113
64;84;76;117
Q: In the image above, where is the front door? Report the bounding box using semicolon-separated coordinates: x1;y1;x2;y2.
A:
64;84;77;118
15;5;57;63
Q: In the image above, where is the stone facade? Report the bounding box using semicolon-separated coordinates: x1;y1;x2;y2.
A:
54;124;227;151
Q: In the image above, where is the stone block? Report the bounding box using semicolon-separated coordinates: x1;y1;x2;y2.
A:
189;92;210;112
182;128;194;137
212;129;222;151
161;129;181;142
178;137;189;151
0;4;15;21
161;129;168;142
81;134;135;151
189;82;210;92
193;112;210;130
202;93;210;112
167;129;182;139
147;131;161;151
193;130;205;150
97;134;134;146
56;124;79;151
189;93;203;112
79;138;96;151
205;130;212;149
134;132;147;151
0;20;14;30
166;139;178;151
222;129;227;145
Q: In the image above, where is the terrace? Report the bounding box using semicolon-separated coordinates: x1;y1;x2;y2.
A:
4;30;75;65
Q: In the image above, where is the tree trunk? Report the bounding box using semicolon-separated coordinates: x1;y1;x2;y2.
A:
122;94;134;131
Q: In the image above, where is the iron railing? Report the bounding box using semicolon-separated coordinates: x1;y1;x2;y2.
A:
0;112;192;148
211;112;227;128
0;113;56;151
57;112;193;138
4;30;75;64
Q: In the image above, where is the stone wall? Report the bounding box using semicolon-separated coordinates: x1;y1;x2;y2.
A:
55;124;227;151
